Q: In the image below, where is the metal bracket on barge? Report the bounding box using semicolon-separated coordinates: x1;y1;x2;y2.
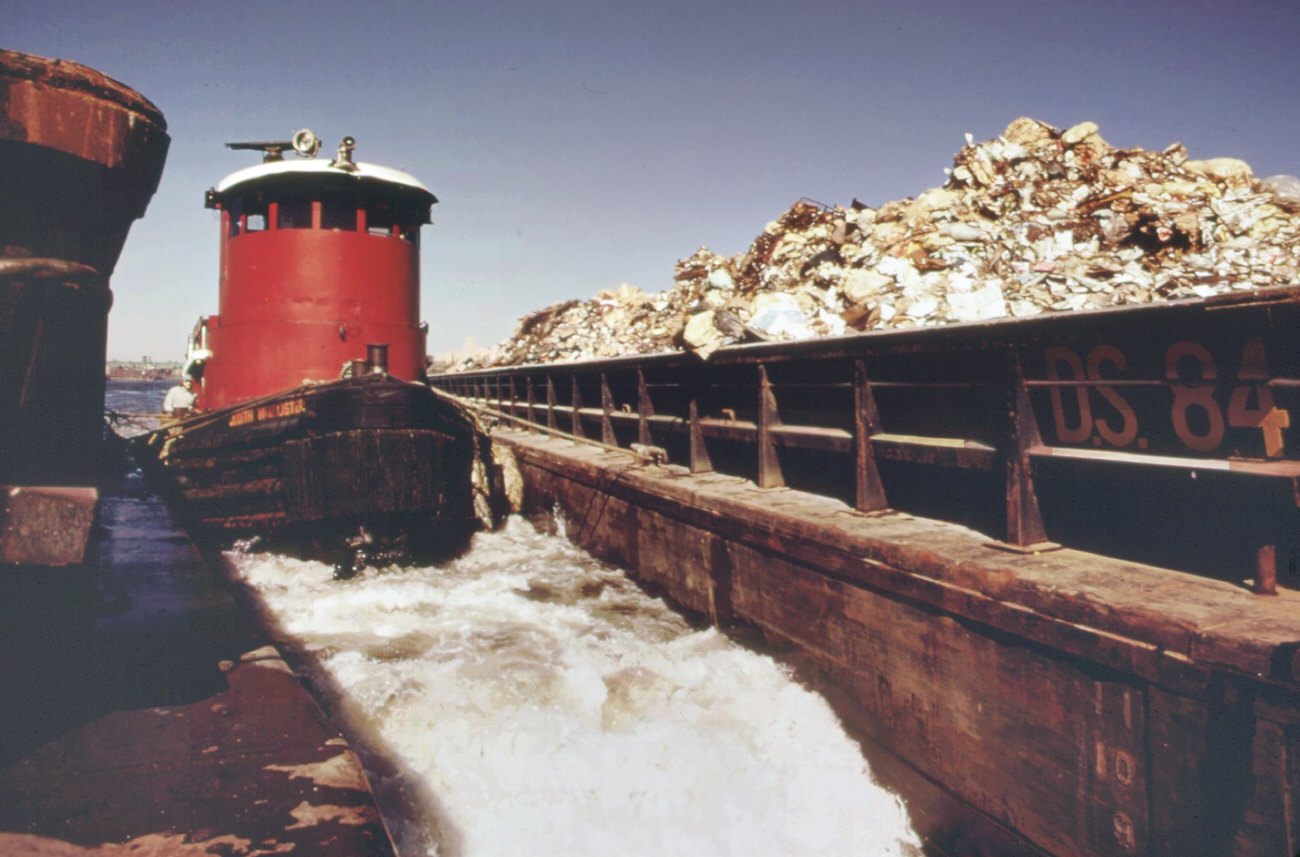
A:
432;285;1300;856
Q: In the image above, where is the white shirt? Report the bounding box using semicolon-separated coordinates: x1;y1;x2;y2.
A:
163;383;197;413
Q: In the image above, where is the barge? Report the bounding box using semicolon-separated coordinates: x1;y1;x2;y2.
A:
0;50;168;564
434;284;1300;856
131;132;489;566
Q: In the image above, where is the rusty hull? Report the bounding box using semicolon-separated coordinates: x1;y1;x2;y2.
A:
0;49;169;274
496;427;1300;857
0;51;168;496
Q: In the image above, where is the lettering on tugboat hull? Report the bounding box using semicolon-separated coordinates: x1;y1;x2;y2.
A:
228;397;307;428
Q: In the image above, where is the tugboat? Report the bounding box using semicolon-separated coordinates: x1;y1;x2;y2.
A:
131;131;489;570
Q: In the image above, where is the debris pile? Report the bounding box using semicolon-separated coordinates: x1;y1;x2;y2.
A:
460;118;1300;366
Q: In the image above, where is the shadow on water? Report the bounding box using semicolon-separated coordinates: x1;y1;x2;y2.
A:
0;381;260;766
0;464;262;769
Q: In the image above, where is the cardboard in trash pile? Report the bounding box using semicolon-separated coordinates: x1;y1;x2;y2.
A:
458;118;1300;367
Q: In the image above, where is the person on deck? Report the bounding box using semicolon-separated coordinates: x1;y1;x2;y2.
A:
163;376;197;414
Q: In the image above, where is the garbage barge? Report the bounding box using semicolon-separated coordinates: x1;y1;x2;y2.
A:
0;48;168;565
432;283;1300;857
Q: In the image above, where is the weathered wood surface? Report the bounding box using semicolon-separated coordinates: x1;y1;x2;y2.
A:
494;428;1300;857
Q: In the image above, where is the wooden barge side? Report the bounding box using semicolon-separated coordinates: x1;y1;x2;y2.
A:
492;427;1300;857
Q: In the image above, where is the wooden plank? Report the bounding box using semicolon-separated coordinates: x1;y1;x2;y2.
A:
166;445;282;470
547;405;607;420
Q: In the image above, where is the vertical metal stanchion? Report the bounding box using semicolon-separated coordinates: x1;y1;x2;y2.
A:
757;364;784;489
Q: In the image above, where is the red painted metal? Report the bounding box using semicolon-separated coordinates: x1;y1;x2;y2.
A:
198;151;435;410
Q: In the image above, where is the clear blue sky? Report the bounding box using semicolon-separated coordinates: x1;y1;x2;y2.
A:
9;0;1300;361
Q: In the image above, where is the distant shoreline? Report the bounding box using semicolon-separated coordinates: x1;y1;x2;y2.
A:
105;372;177;382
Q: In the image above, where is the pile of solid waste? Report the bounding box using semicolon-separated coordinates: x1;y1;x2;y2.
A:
459;117;1300;366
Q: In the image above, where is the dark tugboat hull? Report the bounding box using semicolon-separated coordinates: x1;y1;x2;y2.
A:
131;376;486;567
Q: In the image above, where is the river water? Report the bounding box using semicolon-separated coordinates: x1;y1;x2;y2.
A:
107;381;921;857
105;378;173;436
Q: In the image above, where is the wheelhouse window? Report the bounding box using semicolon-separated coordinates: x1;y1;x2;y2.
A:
228;195;267;236
321;190;358;231
227;197;243;238
277;195;312;229
398;202;423;244
244;195;268;232
367;200;396;237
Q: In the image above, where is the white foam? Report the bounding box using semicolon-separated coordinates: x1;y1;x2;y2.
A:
227;517;919;856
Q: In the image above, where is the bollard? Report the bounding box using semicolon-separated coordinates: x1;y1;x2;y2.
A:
1255;544;1278;596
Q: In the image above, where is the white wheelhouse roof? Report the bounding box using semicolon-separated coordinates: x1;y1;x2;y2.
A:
214;159;433;197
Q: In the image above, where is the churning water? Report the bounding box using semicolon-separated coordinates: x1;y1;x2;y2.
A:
106;380;919;856
225;516;920;857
